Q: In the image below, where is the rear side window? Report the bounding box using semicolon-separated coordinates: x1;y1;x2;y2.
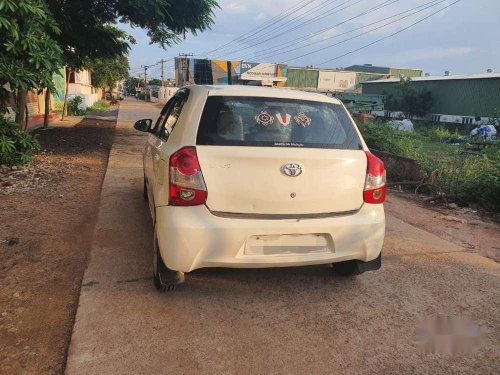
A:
196;96;361;149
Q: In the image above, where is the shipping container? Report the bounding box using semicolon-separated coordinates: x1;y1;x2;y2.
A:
285;68;319;89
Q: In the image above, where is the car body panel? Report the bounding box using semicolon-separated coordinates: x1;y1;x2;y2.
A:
155;203;384;272
196;146;367;215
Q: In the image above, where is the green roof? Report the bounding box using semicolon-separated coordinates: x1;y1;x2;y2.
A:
345;65;422;78
345;65;390;74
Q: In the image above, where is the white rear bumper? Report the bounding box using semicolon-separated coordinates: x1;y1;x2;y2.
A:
155;204;385;272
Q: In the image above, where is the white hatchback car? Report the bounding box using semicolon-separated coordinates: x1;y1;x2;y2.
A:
134;85;386;291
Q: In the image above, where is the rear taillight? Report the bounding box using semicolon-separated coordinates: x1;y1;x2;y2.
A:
169;146;207;206
363;152;386;204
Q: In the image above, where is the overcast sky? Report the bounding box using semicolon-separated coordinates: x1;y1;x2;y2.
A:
123;0;500;79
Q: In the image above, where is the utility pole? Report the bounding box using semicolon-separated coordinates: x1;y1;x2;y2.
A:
178;53;194;85
141;64;154;87
140;64;154;100
158;59;167;87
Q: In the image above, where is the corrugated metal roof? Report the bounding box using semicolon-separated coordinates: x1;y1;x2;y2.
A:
345;65;391;74
362;72;500;84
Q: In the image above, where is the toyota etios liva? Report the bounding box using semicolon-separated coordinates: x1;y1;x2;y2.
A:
134;85;386;291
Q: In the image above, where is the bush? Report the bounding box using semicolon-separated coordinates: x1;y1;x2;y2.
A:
361;122;425;161
87;100;110;112
0;118;40;165
361;121;500;211
430;126;461;143
53;101;64;113
427;152;500;211
67;96;86;116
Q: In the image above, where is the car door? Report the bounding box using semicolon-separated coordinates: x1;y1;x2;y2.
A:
144;97;176;210
149;90;189;209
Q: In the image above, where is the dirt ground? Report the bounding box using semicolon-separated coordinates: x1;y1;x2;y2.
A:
0;119;115;374
385;192;500;262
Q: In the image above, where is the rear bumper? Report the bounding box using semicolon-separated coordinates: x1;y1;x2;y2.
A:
155;204;385;272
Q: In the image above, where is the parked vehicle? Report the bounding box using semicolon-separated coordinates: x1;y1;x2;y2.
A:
134;85;386;291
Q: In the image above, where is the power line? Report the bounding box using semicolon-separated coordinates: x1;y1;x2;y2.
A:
216;0;460;77
201;0;318;56
215;0;337;55
218;0;324;51
240;0;403;61
271;0;449;64
317;0;463;66
218;0;367;58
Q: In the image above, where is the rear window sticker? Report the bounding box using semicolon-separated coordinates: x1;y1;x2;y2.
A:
255;110;274;126
275;113;291;127
294;112;312;127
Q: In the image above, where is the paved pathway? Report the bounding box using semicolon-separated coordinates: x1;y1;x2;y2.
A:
66;98;499;374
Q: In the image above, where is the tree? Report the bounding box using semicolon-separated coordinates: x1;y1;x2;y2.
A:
124;77;143;95
56;25;132;120
0;0;62;127
384;78;433;119
148;79;163;86
90;56;130;98
46;0;219;119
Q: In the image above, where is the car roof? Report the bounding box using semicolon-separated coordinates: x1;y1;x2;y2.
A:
185;84;342;104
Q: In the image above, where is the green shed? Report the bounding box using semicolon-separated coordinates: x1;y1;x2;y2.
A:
345;64;422;78
362;73;500;118
285;68;319;89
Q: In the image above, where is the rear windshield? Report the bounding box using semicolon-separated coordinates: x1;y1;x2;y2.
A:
196;96;362;149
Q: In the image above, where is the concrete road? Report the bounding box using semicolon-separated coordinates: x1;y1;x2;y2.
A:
66;98;500;374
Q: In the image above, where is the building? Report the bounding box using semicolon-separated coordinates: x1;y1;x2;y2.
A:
284;67;388;92
67;69;100;108
2;68;65;126
361;72;500;124
345;64;423;78
175;58;242;87
285;68;358;92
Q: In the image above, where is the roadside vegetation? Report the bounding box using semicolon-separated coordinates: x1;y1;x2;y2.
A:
87;100;110;113
360;121;500;212
0;118;40;166
63;97;112;116
1;0;219;171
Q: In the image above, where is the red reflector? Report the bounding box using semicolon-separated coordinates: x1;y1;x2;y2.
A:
363;186;387;204
169;185;207;206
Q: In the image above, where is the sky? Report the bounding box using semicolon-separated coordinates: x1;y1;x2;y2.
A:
123;0;500;80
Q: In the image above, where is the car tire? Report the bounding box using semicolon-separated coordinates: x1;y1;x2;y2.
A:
331;260;359;277
143;177;148;202
153;229;185;292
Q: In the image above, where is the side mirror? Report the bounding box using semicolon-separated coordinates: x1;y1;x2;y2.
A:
134;119;152;132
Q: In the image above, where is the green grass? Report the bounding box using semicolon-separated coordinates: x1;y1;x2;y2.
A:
361;120;500;211
87;100;110;113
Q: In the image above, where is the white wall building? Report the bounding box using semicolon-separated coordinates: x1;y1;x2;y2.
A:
317;70;357;92
67;69;99;108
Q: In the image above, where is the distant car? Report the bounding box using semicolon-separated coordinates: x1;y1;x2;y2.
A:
134;85;386;291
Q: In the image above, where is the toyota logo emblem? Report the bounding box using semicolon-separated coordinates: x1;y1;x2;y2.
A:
281;163;303;177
